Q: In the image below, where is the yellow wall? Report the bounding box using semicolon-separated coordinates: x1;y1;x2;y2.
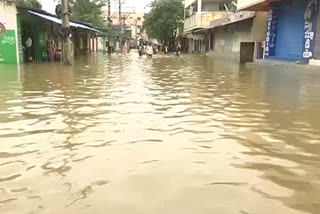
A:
251;12;267;41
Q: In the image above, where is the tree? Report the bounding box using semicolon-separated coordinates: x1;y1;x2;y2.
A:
54;0;105;28
16;0;42;9
144;0;184;46
70;0;106;28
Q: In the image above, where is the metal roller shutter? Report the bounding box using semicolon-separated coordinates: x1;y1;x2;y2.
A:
275;0;307;60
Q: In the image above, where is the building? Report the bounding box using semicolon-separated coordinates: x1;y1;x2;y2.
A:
101;10;148;51
238;0;320;66
183;0;233;53
0;1;21;64
207;11;267;60
0;0;100;64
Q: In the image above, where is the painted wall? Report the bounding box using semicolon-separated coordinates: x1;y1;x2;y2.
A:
0;1;19;64
237;0;262;11
202;2;219;12
251;12;267;41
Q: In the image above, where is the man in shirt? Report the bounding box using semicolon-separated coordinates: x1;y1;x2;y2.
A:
146;42;153;58
25;37;33;62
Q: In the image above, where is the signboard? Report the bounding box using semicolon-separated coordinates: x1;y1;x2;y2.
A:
0;30;17;63
265;7;278;57
0;12;18;63
302;0;319;60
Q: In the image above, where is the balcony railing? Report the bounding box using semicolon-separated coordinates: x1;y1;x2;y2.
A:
184;12;228;32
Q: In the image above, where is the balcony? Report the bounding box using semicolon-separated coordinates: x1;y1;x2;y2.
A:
184;12;228;32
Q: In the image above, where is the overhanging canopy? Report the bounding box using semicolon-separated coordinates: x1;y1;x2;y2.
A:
28;10;101;33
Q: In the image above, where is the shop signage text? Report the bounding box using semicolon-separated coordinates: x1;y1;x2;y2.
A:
303;0;319;60
265;7;278;57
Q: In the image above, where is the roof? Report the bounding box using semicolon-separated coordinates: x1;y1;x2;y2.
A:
18;7;101;33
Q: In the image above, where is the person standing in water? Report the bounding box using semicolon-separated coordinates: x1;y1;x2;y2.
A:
146;42;153;58
165;45;169;54
25;36;33;62
138;44;143;57
175;42;181;57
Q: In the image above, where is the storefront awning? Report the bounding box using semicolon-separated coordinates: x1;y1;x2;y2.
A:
28;10;101;33
210;11;256;28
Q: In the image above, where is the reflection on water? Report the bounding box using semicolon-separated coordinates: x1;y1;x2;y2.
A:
0;54;319;214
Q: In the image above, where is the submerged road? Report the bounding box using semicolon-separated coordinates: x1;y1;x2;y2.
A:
0;53;319;214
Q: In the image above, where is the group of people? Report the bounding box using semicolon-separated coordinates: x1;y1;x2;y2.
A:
138;42;182;58
138;42;155;57
23;35;60;63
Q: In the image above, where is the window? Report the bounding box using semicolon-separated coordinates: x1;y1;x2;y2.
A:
219;3;227;11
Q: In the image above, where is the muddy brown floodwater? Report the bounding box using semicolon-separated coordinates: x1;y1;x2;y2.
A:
0;54;319;214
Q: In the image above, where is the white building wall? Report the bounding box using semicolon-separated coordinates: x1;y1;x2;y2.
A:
237;0;263;11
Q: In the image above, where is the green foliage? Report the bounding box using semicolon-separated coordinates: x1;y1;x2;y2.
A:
69;0;106;28
144;0;184;45
16;0;42;9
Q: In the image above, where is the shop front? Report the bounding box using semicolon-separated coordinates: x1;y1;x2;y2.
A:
265;0;319;62
209;11;266;58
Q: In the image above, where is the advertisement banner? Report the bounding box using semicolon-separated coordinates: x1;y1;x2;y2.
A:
303;0;319;60
265;6;278;57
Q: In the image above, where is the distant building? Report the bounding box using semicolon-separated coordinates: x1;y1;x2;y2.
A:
182;0;267;61
101;10;148;50
183;0;232;53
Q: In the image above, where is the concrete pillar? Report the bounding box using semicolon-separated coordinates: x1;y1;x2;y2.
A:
103;37;106;54
208;35;211;51
91;36;94;52
189;39;193;53
197;0;202;12
88;32;91;54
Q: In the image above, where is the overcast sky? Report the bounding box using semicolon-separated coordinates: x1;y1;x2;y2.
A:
39;0;152;14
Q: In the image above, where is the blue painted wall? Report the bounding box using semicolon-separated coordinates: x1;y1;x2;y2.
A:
274;0;307;60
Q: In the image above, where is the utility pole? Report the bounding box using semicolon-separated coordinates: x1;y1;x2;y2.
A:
61;0;72;65
135;19;138;48
107;0;112;54
119;0;122;53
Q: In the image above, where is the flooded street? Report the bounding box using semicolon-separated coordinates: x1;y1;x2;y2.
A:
0;54;319;214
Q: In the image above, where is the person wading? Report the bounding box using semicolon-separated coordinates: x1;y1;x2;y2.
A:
146;42;153;58
138;44;143;57
175;42;181;57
